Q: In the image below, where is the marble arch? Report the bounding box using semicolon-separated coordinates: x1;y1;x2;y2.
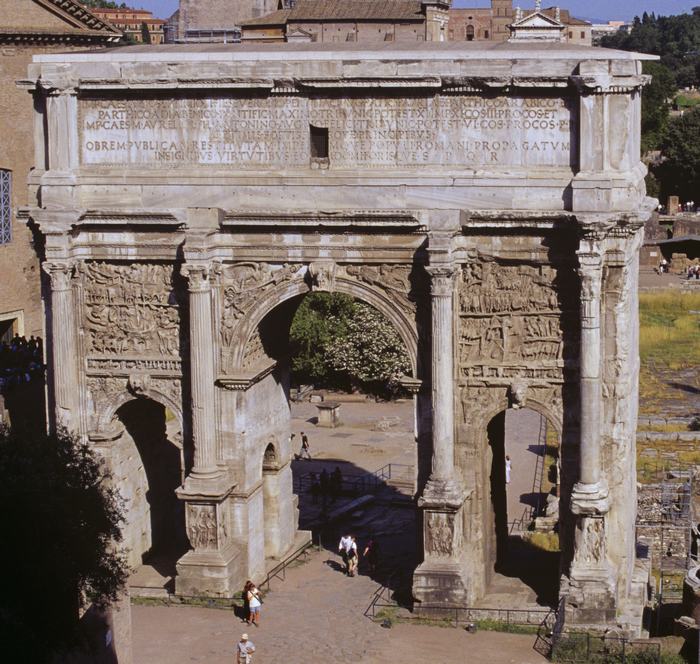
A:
228;269;420;374
26;42;655;633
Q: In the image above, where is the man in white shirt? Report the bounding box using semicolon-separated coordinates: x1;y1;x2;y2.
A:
236;634;255;664
338;533;353;574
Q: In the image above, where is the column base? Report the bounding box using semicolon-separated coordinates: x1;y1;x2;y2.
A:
419;476;469;510
175;544;242;597
571;480;609;516
562;566;618;628
177;469;234;501
413;561;469;608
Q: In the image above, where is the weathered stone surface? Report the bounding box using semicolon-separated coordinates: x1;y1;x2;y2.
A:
25;42;655;633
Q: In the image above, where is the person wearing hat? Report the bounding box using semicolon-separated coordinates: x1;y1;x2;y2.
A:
236;633;256;664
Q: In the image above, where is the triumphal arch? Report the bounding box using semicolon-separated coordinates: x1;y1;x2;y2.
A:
24;41;654;631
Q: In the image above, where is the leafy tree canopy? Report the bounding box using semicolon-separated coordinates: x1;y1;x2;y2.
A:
289;293;411;396
653;106;700;201
0;427;128;662
602;9;700;89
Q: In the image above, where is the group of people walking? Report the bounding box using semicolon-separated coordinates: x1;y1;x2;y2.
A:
337;533;379;577
308;466;343;504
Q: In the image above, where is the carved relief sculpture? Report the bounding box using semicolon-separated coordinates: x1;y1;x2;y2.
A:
426;512;457;557
220;263;302;372
187;503;219;551
80;262;181;359
457;262;573;378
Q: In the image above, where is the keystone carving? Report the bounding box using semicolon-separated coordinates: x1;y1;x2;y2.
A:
308;261;337;291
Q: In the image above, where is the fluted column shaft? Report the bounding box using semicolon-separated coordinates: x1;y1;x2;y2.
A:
43;262;78;431
577;251;603;488
184;264;218;476
428;266;456;482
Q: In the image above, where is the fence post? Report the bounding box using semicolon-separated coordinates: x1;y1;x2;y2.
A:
622;638;626;664
586;633;590;660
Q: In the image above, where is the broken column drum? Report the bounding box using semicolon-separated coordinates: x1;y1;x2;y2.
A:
24;42;654;631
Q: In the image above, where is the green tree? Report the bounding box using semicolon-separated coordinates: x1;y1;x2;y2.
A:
325;302;411;395
289;292;355;385
640;61;676;152
0;427;128;662
654;106;700;201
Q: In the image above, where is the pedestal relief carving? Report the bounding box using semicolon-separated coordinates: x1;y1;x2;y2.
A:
426;512;459;558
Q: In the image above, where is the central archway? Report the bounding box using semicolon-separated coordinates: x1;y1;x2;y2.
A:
224;278;423;588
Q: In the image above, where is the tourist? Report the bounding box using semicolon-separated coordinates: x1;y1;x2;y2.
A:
246;582;262;627
236;633;256;664
505;455;512;484
347;535;359;577
338;532;353;574
331;466;343;502
363;536;379;576
309;472;320;504
300;431;311;460
242;580;252;622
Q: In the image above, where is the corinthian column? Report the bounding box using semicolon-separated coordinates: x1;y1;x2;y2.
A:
43;261;79;431
421;265;463;507
572;243;608;515
183;264;219;479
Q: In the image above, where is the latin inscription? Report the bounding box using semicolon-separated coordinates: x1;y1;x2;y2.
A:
80;95;574;168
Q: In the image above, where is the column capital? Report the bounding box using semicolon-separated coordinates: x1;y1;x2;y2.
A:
576;251;603;306
42;261;74;291
426;264;456;297
182;263;212;293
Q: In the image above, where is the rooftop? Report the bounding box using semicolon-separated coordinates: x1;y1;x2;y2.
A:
242;0;424;25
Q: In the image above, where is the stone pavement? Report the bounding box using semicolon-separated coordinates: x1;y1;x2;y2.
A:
132;548;548;664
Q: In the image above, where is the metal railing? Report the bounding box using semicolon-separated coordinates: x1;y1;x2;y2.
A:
294;463;414;496
364;581;550;630
551;632;661;663
258;538;317;592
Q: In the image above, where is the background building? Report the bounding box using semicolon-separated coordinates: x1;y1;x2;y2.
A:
0;0;121;345
178;0;276;42
241;0;449;44
0;0;120;425
91;7;166;44
240;0;589;46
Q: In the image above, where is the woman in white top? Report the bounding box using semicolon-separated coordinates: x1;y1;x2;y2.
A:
246;583;262;627
505;455;512;484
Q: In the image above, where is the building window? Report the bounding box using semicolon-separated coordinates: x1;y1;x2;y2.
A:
0;169;11;245
569;31;573;38
581;31;585;39
484;29;489;38
466;24;475;41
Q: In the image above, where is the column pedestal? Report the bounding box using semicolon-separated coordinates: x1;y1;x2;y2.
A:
175;483;241;597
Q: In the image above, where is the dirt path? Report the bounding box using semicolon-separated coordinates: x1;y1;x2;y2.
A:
132;549;548;664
